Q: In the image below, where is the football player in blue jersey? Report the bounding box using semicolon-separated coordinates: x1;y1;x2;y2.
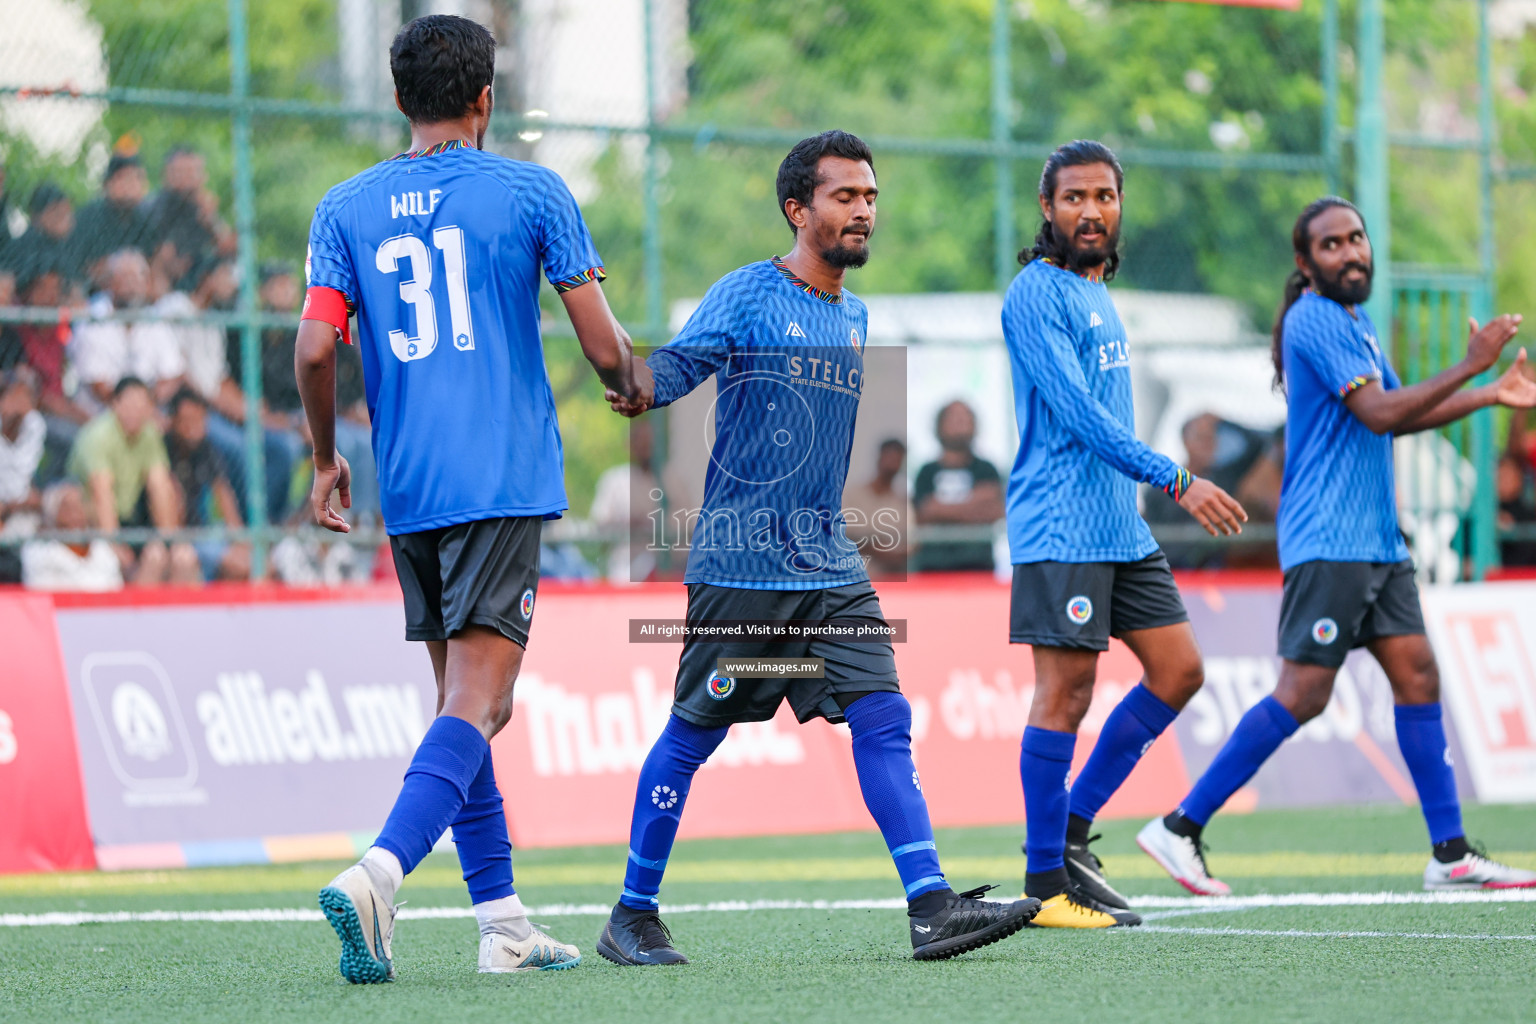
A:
594;131;1041;966
1138;196;1536;895
1003;140;1248;928
294;15;650;982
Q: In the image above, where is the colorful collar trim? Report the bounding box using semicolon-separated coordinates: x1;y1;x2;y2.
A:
393;139;471;160
771;256;842;304
1038;256;1104;283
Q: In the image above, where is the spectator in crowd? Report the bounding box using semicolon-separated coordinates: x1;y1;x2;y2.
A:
843;437;911;580
67;376;198;585
1499;410;1536;567
1145;412;1282;567
143;147;235;291
0;366;44;533
12;267;90;481
156;255;261;509
165;387;250;581
9;184;83;292
912;400;1004;572
227;263;375;522
72;248;186;412
21;481;123;592
75;152;154;285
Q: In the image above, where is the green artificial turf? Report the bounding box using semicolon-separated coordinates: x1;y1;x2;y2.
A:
2;804;1533;1024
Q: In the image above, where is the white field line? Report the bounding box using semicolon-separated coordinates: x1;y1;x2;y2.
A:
2;890;1533;929
1141;926;1536;942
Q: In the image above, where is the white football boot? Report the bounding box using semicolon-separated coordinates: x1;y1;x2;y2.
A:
1136;817;1231;897
318;862;398;983
479;926;582;972
1424;849;1536;891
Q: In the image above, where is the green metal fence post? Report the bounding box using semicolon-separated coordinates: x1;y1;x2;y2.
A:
228;0;267;577
642;0;664;344
991;0;1015;293
1472;0;1498;577
1322;0;1340;195
1355;0;1390;338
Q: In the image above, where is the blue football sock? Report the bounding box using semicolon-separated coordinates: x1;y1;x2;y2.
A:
375;715;488;875
1394;703;1464;845
620;714;729;911
1069;683;1179;824
844;692;948;900
451;751;514;905
1179;695;1298;827
1020;726;1077;875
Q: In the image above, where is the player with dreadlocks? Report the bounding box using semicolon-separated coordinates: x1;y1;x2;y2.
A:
1001;140;1247;928
1138;196;1536;895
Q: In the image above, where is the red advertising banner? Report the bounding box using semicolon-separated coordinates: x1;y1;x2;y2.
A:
0;593;95;873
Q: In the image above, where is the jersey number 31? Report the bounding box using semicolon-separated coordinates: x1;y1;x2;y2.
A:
375;226;476;363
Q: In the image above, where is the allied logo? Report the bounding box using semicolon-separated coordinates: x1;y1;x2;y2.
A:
520;588;535;620
911;770;922;792
1088;311;1104;328
113;682;172;762
1066;595;1093;625
785;321;806;338
707;672;736;700
849;327;862;350
1312;617;1339;645
651;784;678;809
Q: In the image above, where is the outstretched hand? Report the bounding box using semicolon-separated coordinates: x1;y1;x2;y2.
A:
1178;478;1248;537
1466;314;1524;373
1495;347;1536;409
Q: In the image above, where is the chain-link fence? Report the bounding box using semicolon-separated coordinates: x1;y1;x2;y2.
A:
0;0;1533;588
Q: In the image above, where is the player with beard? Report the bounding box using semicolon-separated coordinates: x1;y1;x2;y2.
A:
1139;196;1536;894
595;131;1041;966
1003;140;1248;928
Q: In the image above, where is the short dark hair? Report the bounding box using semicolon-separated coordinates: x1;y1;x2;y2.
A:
113;376;149;400
170;386;207;414
775;131;875;234
934;400;975;436
164;145;199;165
390;15;496;125
1021;140;1125;279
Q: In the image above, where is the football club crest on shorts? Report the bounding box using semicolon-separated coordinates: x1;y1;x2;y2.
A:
707;672;735;700
520;588;535;620
1066;595;1093;625
1312;617;1338;645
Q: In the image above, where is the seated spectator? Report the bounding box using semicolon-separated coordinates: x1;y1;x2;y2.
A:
1497;452;1536;567
912;400;1004;572
11;267;90;482
143;147;234;291
165;388;250;581
0;367;44;533
67;376;198;585
590;418;663;583
228;263;375;523
21;482;123;592
72;249;185;413
75;152;154;287
1146;412;1280;567
843;437;911;580
0;162;13;264
9;184;84;296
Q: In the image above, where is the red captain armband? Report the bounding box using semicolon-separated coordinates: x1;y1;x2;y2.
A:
302;286;353;345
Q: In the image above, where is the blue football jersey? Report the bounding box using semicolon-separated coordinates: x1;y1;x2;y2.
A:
1002;259;1190;564
648;258;870;590
1276;291;1409;569
305;141;604;534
